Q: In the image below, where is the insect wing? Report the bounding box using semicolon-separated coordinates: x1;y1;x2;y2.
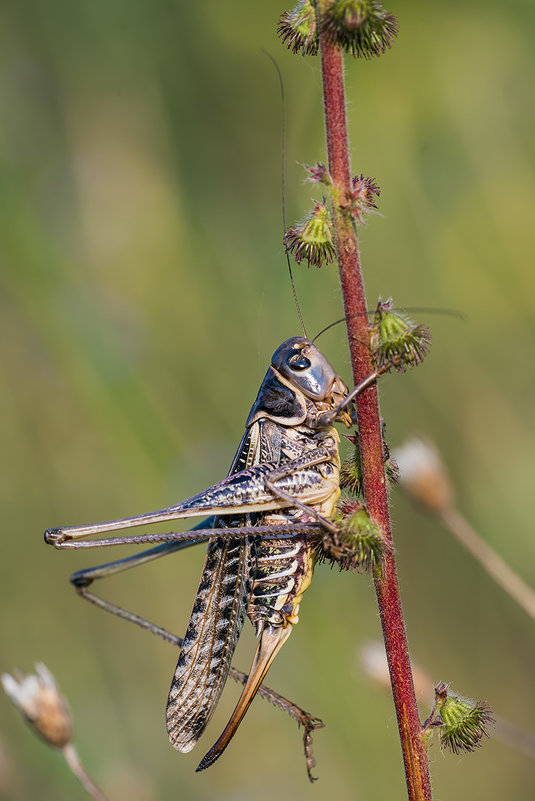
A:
166;534;257;751
165;427;260;752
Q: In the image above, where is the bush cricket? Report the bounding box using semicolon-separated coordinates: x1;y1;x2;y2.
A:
45;335;390;777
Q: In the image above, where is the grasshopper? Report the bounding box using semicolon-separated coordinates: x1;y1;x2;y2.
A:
45;336;385;774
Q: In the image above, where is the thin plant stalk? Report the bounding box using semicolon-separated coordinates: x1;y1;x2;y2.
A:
394;436;535;623
316;7;432;800
62;743;109;801
440;506;535;623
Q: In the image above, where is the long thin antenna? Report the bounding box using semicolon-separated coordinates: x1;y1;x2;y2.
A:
312;307;465;343
262;49;307;338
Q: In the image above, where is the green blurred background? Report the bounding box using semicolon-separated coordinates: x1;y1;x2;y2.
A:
1;1;534;799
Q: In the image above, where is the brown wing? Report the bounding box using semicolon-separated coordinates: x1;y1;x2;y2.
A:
166;427;261;752
166;533;257;752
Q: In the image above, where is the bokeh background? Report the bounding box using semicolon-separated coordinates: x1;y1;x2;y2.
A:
1;1;534;799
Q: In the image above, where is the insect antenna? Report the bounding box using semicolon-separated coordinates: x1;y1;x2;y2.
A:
262;49;307;339
312;307;464;344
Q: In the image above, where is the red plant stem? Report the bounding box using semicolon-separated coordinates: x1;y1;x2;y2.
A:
318;22;433;801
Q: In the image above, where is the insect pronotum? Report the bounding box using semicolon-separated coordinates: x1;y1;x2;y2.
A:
45;336;388;775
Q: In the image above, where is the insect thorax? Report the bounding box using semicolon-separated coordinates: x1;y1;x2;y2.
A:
247;416;341;631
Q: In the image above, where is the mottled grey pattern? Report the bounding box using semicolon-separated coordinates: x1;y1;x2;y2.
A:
164;341;348;760
166;534;257;752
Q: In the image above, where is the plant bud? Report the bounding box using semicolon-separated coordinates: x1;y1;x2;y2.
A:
434;682;494;754
284;200;336;268
322;0;398;60
278;1;318;56
370;301;432;372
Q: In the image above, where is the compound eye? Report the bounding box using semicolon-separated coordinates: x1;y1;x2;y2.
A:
288;353;311;371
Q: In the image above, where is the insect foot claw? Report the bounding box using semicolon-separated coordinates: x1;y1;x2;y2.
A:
44;528;67;547
302;714;325;783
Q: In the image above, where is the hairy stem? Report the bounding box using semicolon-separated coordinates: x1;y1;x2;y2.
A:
317;12;432;801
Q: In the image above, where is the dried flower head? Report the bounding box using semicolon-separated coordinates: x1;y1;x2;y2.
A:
434;682;494;755
322;0;399;60
341;174;380;223
393;437;453;512
278;1;318;56
323;501;388;571
2;663;72;748
370;300;431;371
284;200;336;267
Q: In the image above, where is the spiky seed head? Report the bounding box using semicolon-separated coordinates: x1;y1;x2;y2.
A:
434;682;494;755
284;200;336;268
341;433;399;499
393;437;454;512
328;502;389;572
370;300;432;371
278;1;318;56
352;173;380;202
341;174;381;223
2;663;73;748
305;162;332;186
322;0;399;60
340;445;364;497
